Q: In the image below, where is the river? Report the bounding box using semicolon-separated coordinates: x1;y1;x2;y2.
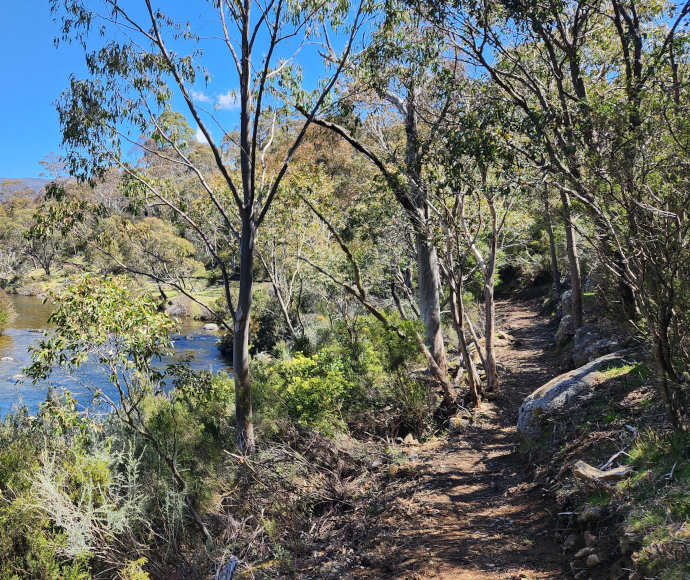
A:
0;295;232;416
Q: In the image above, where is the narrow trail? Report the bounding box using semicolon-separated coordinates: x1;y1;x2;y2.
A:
356;299;569;579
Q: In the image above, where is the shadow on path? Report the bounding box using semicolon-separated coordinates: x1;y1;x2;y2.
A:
336;300;568;579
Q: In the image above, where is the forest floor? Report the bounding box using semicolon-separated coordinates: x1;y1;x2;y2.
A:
305;299;572;579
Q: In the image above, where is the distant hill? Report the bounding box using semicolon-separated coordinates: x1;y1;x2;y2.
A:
0;177;51;201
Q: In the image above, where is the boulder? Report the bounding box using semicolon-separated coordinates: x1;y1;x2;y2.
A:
253;351;274;363
559;289;573;317
449;415;470;432
517;351;634;441
574;547;595;559
166;296;194;318
586;553;601;567
555;314;575;346
574;337;622;367
571;326;624;366
573;325;601;351
202;322;219;332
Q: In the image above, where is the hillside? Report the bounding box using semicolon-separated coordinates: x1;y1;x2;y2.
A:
0;177;50;200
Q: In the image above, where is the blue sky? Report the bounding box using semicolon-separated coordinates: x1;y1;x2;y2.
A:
0;1;337;179
0;2;244;178
0;3;87;178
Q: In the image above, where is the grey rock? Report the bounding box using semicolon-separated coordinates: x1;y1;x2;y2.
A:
586;553;601;567
166;296;193;318
572;326;624;366
574;547;595;559
517;351;634;441
449;415;470;432
555;314;575;346
573;325;601;351
197;309;217;321
202;322;219;332
575;338;622;367
560;289;573;317
563;533;579;551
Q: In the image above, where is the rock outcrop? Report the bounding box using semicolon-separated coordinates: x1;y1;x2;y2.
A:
517;350;636;441
555;313;575;346
559;289;573;317
571;326;621;367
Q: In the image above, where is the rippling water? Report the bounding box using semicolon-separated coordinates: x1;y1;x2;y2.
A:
0;295;231;415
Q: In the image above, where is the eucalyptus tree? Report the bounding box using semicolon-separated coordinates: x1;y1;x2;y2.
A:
307;3;464;384
571;0;690;427
424;0;597;326
431;82;525;397
50;0;365;452
429;0;690;425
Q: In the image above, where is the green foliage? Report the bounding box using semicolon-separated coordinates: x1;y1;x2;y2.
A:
621;430;690;577
94;216;204;284
253;351;352;433
0;289;15;334
142;369;234;497
0;370;235;577
26;276;177;391
253;313;433;437
0;399;102;579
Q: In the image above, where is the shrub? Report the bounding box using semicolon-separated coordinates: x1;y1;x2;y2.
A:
253;351;353;434
253;313;437;438
0;289;15;334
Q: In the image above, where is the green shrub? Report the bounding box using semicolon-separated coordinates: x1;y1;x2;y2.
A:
0;400;96;579
144;369;234;482
253;350;352;434
253;313;436;438
0;289;15;334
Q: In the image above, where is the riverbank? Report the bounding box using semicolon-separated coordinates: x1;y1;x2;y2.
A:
3;265;229;320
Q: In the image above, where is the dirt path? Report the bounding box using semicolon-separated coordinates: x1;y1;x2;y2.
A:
346;300;569;579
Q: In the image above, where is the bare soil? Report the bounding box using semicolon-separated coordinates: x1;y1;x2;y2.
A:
303;300;571;579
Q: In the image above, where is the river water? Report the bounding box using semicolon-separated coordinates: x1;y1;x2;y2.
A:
0;295;231;416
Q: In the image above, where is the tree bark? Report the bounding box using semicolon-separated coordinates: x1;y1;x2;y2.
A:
653;331;682;431
415;232;448;376
234;218;256;454
484;198;499;392
543;190;561;300
449;280;481;406
560;190;583;327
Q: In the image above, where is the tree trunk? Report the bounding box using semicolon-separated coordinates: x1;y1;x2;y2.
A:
415;232;448;376
450;281;481;406
234;218;256;454
481;198;499;392
560;190;583;327
653;328;682;430
543;190;561;300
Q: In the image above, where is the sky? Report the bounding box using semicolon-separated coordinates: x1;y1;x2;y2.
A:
0;3;88;178
0;1;332;179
